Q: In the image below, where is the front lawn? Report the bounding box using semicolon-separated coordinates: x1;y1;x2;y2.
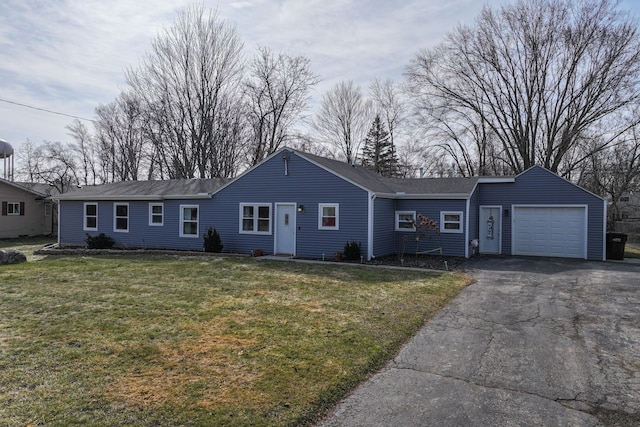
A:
0;254;470;426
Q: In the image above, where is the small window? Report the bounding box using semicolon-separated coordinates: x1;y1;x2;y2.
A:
240;203;272;234
318;203;339;230
440;211;463;233
149;203;164;226
180;205;199;237
84;203;98;231
395;211;416;231
7;202;20;216
44;202;52;217
114;203;129;232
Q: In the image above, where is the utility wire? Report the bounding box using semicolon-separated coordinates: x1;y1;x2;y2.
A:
0;97;96;123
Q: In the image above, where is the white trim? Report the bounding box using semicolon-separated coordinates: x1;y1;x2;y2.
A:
83;202;98;231
148;203;164;226
318;203;339;230
375;192;473;200
477;177;516;183
511;204;588;259
239;203;272;235
179;204;199;238
395;211;416;232
274;202;297;256
602;199;608;261
56;194;212;201
440;211;463;234
368;193;375;261
113;202;129;233
6;201;20;215
465;199;470;258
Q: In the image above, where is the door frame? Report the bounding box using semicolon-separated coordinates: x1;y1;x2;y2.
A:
274;202;297;256
479;205;502;254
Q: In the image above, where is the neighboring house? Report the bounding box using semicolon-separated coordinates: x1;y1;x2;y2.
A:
55;148;607;261
0;178;56;238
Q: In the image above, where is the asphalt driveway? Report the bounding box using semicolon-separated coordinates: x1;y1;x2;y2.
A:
318;257;640;426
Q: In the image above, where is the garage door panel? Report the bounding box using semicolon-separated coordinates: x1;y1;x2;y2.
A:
513;207;586;259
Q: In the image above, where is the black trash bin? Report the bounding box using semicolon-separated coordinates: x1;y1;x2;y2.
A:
606;232;627;260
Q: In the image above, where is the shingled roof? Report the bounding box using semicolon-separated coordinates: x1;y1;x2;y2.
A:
298;150;479;197
56;178;227;200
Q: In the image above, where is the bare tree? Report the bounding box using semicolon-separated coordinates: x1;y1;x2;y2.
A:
245;46;318;165
66;119;100;186
15;141;80;194
95;92;151;182
370;78;406;149
579;125;640;227
313;80;372;163
126;4;245;179
406;0;640;175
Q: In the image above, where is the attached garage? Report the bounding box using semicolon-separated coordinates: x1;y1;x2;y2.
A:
478;165;606;261
512;206;587;259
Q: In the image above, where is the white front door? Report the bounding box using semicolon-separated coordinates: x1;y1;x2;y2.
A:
275;203;296;256
479;206;502;254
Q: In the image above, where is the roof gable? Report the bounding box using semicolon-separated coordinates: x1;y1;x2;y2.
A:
0;178;49;198
516;165;604;201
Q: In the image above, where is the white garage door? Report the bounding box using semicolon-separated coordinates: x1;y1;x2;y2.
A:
512;206;586;259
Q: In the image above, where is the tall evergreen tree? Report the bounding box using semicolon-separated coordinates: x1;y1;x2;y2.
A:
361;115;399;177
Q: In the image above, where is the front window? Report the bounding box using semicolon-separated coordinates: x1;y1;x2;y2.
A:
180;205;199;237
440;211;463;233
395;211;416;231
44;202;52;216
84;203;98;231
149;203;163;226
7;202;20;216
318;203;339;230
114;203;129;232
240;203;271;234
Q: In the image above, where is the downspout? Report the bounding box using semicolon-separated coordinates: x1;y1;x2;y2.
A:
368;192;376;261
57;200;61;246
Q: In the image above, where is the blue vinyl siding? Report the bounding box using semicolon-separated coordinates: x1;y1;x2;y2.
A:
373;197;395;257
59;199;216;251
478;166;605;260
210;152;370;258
394;199;468;257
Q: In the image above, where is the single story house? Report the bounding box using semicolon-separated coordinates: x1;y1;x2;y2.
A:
55;147;607;261
0;178;56;238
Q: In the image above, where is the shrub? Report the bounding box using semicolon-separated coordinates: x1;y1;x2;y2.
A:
203;227;223;253
343;241;362;261
85;233;115;249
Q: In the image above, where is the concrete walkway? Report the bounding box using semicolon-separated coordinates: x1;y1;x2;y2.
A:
318;257;640;426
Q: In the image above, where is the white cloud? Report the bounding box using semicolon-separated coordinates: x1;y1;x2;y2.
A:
2;0;638;157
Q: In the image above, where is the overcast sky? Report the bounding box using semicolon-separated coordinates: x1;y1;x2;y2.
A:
1;0;639;157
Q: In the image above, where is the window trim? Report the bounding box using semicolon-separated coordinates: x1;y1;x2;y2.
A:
7;202;20;216
318;203;339;230
239;203;272;235
180;204;199;238
149;203;164;226
113;202;129;233
83;202;98;231
440;211;464;234
395;210;416;231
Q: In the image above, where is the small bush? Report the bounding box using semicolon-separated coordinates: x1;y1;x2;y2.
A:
85;233;115;249
343;241;362;261
203;227;223;253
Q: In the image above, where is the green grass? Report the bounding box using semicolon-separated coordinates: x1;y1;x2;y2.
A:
625;242;640;259
0;252;470;427
0;235;56;261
